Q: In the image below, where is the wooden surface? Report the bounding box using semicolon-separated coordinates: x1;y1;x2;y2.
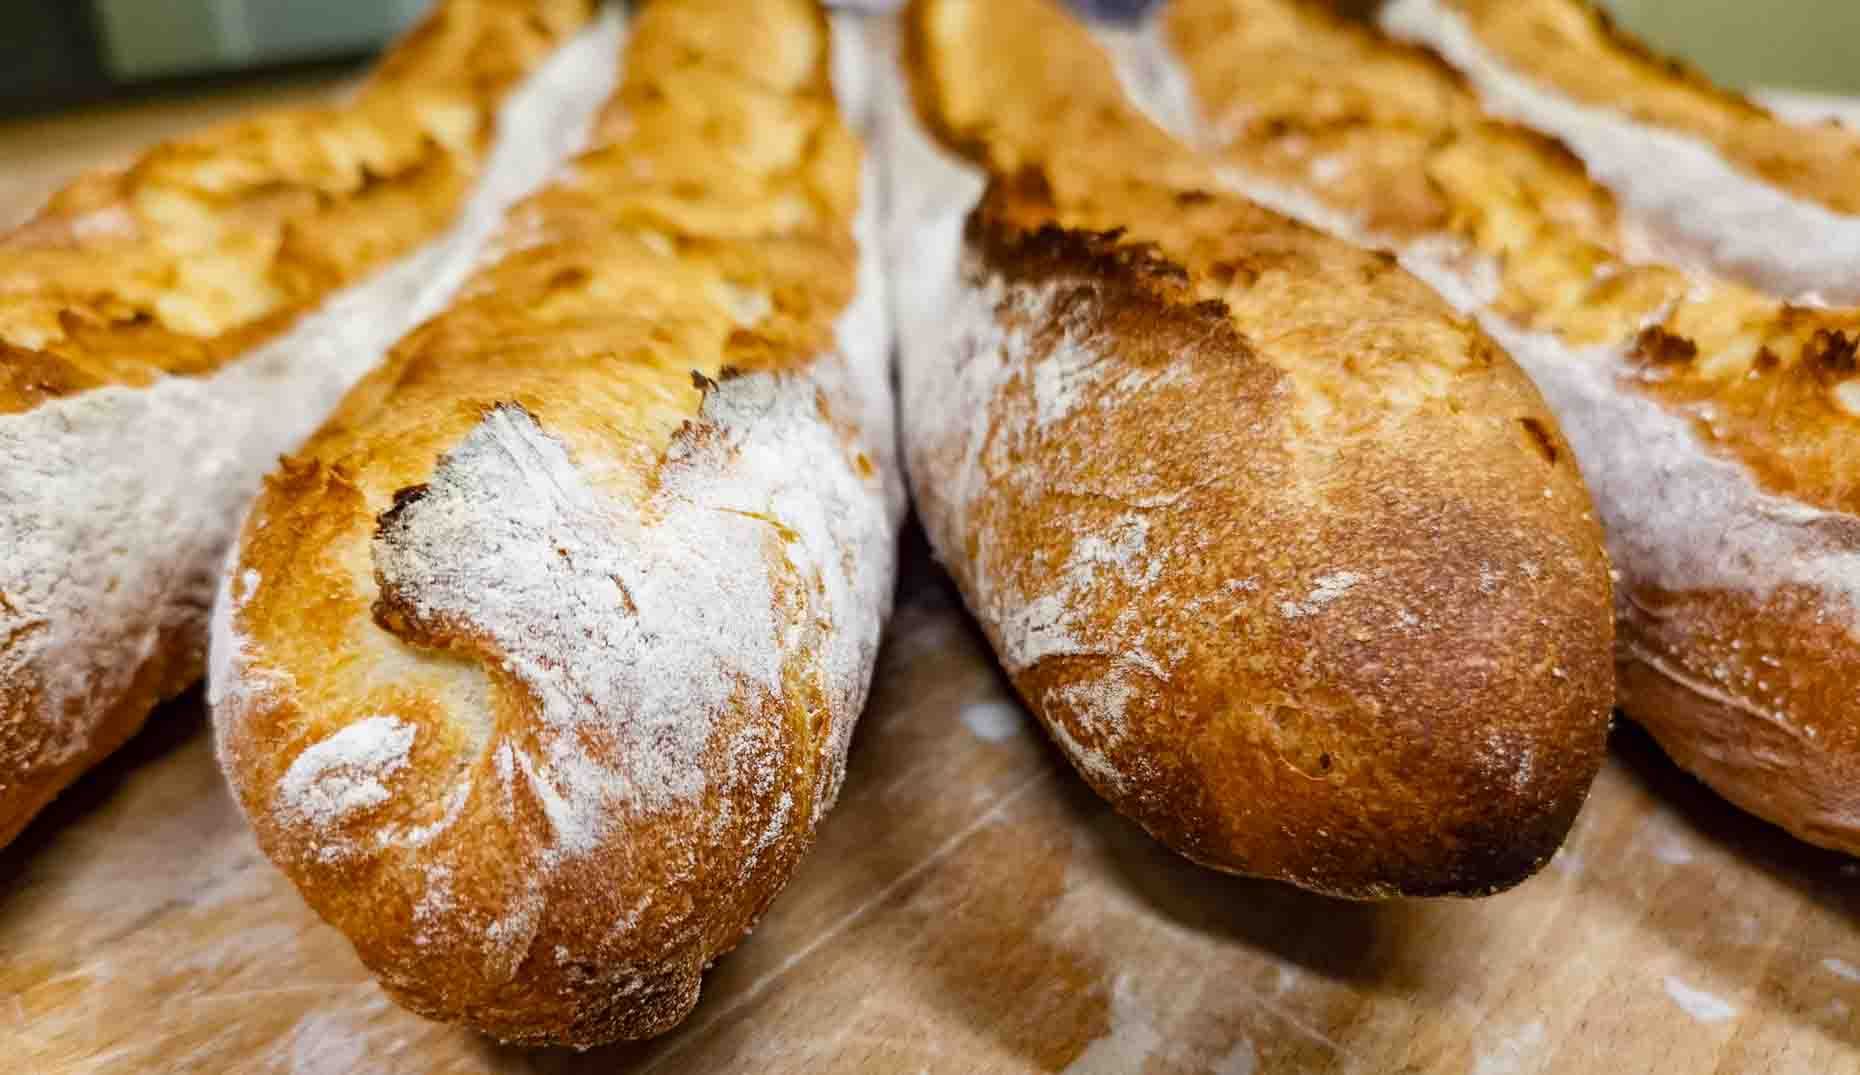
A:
3;75;1860;1075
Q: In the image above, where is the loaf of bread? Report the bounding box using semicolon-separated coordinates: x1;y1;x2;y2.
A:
1155;0;1860;854
0;0;614;848
212;0;900;1046
1381;0;1860;304
888;0;1614;898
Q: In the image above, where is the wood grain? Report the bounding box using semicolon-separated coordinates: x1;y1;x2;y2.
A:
2;536;1858;1073
2;64;1858;1075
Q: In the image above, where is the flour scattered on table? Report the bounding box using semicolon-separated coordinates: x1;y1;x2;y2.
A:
1645;828;1695;865
1473;1019;1545;1075
1213;1038;1258;1075
1064;973;1162;1073
1663;976;1737;1022
1823;957;1860;983
962;699;1025;742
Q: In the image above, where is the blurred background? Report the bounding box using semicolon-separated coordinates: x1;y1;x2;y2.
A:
1603;0;1860;96
1;0;427;115
0;0;1857;118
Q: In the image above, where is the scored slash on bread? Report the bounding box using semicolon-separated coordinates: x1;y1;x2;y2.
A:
0;0;611;851
212;0;902;1047
889;0;1614;898
1381;0;1860;304
1154;0;1860;853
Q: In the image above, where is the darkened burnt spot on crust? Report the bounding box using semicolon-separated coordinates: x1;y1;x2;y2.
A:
964;192;1259;378
371;487;435;645
691;365;748;392
1806;329;1859;382
967;177;1213;313
380;481;433;523
370;401;544;649
1518;416;1561;465
1629;324;1698;366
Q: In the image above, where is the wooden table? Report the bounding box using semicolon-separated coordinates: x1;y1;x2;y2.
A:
2;75;1858;1075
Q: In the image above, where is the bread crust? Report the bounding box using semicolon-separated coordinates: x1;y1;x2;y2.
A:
213;0;901;1046
1618;585;1860;854
0;0;595;413
1425;0;1860;217
1163;0;1860;855
894;0;1614;898
0;0;604;849
1378;0;1860;305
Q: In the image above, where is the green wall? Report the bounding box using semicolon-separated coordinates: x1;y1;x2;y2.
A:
92;0;428;80
1600;0;1860;93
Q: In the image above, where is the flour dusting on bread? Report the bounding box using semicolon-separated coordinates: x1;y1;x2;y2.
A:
1209;157;1860;630
1382;0;1860;304
368;354;891;861
276;716;418;839
2;7;623;835
212;5;901;1035
896;0;1623;896
1097;23;1860;633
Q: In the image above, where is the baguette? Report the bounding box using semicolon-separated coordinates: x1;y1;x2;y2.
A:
888;0;1614;898
0;0;615;847
1380;0;1860;304
211;0;900;1046
1154;0;1860;853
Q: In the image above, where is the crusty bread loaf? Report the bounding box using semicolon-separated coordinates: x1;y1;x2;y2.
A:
0;0;612;849
211;0;901;1046
1158;0;1860;853
889;0;1614;898
1381;0;1860;303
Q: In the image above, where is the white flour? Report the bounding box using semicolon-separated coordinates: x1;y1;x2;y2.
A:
1278;570;1362;620
1382;0;1860;305
879;27;1181;792
368;355;896;856
3;7;625;792
1662;975;1738;1023
1094;22;1860;642
274;716;417;851
359;234;895;972
220;14;900;981
960;699;1025;742
1092;19;1207;146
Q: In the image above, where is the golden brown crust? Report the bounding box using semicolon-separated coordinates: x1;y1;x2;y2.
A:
1617;583;1860;855
0;0;598;855
1442;0;1860;216
0;622;199;849
0;0;594;416
217;0;896;1046
1171;0;1860;517
1167;0;1860;856
900;0;1613;897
